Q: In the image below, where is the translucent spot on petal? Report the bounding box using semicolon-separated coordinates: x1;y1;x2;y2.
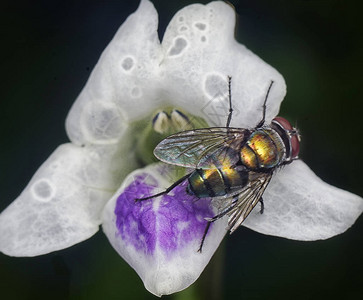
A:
194;22;206;31
201;36;207;42
49;161;60;170
81;102;125;144
168;37;188;57
179;25;188;32
121;56;135;71
31;179;55;202
204;73;229;98
131;86;142;98
178;16;184;22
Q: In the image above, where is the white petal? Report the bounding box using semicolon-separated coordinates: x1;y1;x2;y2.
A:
0;144;114;257
102;163;228;296
66;0;163;146
161;1;286;128
243;160;363;240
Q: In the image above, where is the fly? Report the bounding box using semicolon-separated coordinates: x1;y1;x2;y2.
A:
136;77;301;252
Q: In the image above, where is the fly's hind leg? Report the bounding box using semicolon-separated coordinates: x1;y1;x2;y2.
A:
198;195;239;253
259;197;264;214
135;173;191;202
198;221;212;253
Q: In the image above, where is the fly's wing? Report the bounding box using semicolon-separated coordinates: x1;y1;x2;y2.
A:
154;127;248;169
225;172;272;233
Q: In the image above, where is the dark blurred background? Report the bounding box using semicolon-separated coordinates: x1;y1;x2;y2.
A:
0;0;362;299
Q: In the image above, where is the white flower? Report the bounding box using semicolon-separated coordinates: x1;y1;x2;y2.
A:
0;0;362;297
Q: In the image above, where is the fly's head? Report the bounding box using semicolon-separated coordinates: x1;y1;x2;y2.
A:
271;116;301;162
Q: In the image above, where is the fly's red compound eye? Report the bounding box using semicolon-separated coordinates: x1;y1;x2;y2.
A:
272;116;300;159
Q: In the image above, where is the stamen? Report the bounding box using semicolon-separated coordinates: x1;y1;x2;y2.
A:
152;111;170;134
170;109;192;131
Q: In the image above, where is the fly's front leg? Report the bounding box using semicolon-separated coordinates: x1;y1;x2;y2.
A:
225;75;233;128
256;80;274;128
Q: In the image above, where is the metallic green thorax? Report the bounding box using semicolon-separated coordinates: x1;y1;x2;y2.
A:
241;129;285;170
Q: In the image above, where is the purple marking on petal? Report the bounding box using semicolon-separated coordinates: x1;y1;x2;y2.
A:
115;172;215;256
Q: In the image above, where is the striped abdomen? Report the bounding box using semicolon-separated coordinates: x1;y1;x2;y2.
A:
187;166;248;198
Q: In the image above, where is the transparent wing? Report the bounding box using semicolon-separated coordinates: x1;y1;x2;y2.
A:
218;172;272;233
154;127;248;169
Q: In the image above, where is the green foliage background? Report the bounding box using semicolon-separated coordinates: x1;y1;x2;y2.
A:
0;1;362;299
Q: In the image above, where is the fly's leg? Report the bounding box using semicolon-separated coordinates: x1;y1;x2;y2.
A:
259;197;264;214
256;80;274;128
198;221;212;253
205;196;239;222
225;75;233;128
198;195;239;252
135;173;191;202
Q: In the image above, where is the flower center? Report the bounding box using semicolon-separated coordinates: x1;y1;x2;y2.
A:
129;107;209;167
